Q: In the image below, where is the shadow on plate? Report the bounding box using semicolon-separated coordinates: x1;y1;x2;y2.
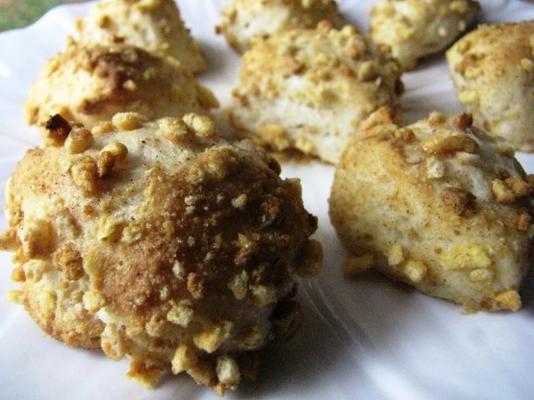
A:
197;38;232;78
519;265;534;312
233;225;377;398
233;297;351;399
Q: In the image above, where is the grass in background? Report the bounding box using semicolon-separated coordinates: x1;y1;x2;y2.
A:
0;0;63;31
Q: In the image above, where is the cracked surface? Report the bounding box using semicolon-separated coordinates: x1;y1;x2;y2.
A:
1;113;321;394
330;108;533;312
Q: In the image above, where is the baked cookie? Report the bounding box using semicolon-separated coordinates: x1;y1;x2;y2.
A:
75;0;206;73
447;21;534;152
25;42;218;135
216;0;346;53
329;108;532;312
231;22;403;164
0;112;322;394
370;0;480;70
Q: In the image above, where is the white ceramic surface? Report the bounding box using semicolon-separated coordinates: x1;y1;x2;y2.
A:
0;1;533;399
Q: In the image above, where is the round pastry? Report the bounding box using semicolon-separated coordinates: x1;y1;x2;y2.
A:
370;0;480;70
0;112;322;394
231;22;403;164
446;21;534;152
75;0;206;73
216;0;346;53
25;42;218;136
329;108;532;312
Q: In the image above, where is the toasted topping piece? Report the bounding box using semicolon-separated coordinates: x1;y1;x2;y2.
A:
421;131;478;155
402;260;427;283
65;127;93;154
112;112;146;131
44;114;72;146
53;243;83;280
441;187;477;217
172;345;198;374
216;355;241;389
494;290;521;312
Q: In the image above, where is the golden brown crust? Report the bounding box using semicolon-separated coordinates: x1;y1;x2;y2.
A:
330;108;532;312
217;0;346;53
231;23;403;164
20;264;104;349
75;0;206;73
3;113;321;393
25;42;217;131
446;21;534;152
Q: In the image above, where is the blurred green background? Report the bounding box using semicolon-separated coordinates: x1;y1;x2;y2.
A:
0;0;86;31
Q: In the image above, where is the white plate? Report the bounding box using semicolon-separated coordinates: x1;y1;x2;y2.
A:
1;1;534;399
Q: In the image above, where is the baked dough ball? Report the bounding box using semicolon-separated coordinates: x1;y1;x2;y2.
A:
75;0;206;73
25;42;218;134
216;0;346;53
370;0;480;70
330;108;532;312
447;21;534;152
0;112;321;394
231;23;403;164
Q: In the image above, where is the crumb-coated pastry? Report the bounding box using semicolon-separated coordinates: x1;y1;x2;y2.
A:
329;108;533;312
0;112;322;394
446;21;534;152
231;22;403;164
216;0;346;53
25;42;218;134
75;0;206;73
370;0;480;70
